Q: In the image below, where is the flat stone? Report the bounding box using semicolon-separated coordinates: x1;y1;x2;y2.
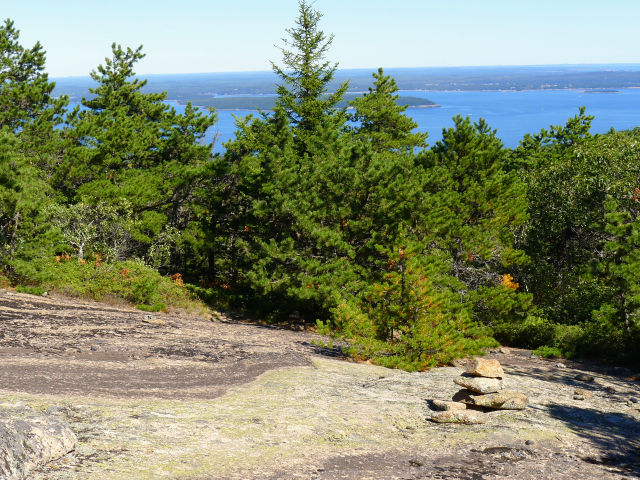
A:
453;389;528;410
465;358;504;378
575;373;595;382
573;394;585;401
454;374;502;394
430;411;485;424
574;388;594;399
431;400;467;411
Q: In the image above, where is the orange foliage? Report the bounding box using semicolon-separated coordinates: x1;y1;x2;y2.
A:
56;253;72;263
501;273;519;290
170;273;184;287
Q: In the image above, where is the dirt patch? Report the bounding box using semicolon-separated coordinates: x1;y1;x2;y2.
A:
1;289;639;479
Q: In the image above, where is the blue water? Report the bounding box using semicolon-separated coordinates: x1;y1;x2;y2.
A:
73;89;640;153
401;89;640;147
200;89;640;152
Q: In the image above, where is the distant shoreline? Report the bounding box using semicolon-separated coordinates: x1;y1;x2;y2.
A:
194;103;442;111
400;87;635;93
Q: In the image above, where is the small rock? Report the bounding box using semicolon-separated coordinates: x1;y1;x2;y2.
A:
525;440;534;446
574;388;594;399
465;358;504;378
451;358;469;368
454;374;503;394
575;373;595;382
555;363;566;368
630;397;639;404
90;345;99;352
141;316;166;326
499;347;511;354
430;411;485;425
605;386;617;394
454;389;528;410
573;394;585;401
431;400;467;412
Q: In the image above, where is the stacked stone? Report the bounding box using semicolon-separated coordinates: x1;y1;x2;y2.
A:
431;358;528;424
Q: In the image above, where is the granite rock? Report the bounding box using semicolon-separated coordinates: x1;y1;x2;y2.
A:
0;413;76;480
454;374;503;394
430;410;485;424
465;358;504;378
453;389;529;410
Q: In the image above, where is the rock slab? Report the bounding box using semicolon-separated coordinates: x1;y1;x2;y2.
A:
430;411;485;424
465;358;504;378
431;399;468;411
454;374;503;394
453;389;529;410
0;414;76;480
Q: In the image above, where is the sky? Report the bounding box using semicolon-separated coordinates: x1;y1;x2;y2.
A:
3;0;640;78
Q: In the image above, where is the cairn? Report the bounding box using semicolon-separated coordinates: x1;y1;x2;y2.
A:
431;357;528;424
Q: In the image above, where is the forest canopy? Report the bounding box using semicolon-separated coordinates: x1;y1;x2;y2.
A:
1;2;639;369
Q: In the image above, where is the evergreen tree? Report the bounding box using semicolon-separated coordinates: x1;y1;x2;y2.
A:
349;68;427;153
421;116;530;329
0;20;63;264
0;19;68;148
0;132;51;260
271;0;348;150
60;44;216;269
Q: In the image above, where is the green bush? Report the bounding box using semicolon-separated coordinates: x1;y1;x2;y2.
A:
15;285;46;296
10;255;206;314
532;345;563;358
493;315;556;349
136;303;167;313
552;324;585;359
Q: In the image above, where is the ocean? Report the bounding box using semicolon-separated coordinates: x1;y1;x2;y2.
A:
196;88;640;152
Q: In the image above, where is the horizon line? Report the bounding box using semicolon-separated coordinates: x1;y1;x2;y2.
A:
51;62;640;80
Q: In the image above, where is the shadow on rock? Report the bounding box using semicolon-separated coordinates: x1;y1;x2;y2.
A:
545;403;640;475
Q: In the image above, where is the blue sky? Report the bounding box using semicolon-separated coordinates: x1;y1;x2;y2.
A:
4;0;640;77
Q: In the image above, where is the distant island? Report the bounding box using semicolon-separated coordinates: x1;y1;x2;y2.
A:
183;93;438;110
52;64;640;110
582;89;620;94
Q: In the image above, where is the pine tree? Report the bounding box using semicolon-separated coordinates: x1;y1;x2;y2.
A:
349;68;427;153
60;44;216;268
271;0;348;150
0;20;64;263
0;131;51;260
0;19;68;147
421;116;530;329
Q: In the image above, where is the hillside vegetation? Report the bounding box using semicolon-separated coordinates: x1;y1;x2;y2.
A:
1;2;639;369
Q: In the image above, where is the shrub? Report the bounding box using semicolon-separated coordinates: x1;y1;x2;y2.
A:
319;247;497;371
493;315;556;349
10;255;206;314
16;284;46;296
533;345;563;358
